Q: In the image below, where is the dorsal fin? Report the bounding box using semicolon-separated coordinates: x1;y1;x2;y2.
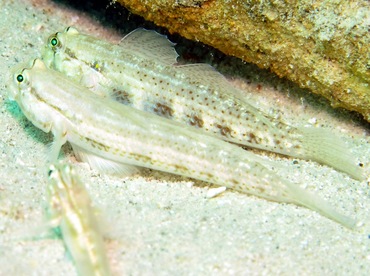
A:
32;58;47;69
119;28;179;65
175;63;228;84
175;64;252;103
64;26;79;35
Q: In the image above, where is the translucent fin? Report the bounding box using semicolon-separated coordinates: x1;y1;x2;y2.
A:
71;144;140;176
175;64;230;89
285;181;357;230
119;28;179;65
47;141;62;163
175;63;225;78
65;26;80;35
7;217;60;243
297;127;364;181
242;167;357;229
47;130;67;163
207;186;227;198
32;58;47;70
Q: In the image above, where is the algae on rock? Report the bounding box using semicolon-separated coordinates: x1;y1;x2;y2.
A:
116;0;370;122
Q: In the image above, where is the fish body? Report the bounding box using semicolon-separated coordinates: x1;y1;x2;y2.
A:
42;27;363;180
8;58;356;228
47;161;111;276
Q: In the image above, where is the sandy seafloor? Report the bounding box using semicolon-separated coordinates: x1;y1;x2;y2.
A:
0;0;369;275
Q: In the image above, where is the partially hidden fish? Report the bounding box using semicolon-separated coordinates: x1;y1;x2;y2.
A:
42;27;364;181
8;58;357;229
46;160;111;276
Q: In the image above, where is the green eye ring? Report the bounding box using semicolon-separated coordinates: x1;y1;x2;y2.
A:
16;74;24;83
50;37;58;47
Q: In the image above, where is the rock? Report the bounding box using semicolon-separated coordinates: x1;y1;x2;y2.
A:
115;0;370;122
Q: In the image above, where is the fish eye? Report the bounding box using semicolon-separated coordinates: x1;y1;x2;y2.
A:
50;37;59;47
48;34;62;51
16;74;24;83
48;164;56;177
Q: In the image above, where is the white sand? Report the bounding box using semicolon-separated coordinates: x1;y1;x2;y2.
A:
0;0;369;275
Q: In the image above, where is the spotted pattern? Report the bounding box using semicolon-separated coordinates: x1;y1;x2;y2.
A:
153;102;174;118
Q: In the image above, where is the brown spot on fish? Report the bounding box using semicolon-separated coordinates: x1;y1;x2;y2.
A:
189;115;204;128
132;153;152;163
216;124;233;137
113;89;131;105
205;172;213;179
247;132;259;144
174;164;188;172
65;48;76;59
84;137;110;152
154;103;174;118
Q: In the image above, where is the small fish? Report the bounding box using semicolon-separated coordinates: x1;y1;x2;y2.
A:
42;27;364;180
46;160;111;276
8;58;356;228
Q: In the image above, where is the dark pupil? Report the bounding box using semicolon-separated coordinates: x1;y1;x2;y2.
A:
16;74;24;83
47;169;53;177
51;37;58;46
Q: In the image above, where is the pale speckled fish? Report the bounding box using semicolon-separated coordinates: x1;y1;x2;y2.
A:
46;160;111;276
7;58;356;229
41;27;364;181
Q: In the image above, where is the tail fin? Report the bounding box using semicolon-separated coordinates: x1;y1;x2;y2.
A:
297;127;364;181
285;181;357;230
235;162;357;229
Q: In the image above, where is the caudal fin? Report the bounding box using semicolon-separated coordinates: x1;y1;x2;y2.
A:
285;181;357;230
233;162;357;229
298;127;364;181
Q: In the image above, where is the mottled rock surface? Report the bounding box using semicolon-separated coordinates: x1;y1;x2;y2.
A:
116;0;370;122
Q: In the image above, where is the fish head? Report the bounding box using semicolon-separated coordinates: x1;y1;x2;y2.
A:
42;27;88;82
8;59;54;133
43;28;68;69
42;27;111;94
7;59;36;102
43;27;82;67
